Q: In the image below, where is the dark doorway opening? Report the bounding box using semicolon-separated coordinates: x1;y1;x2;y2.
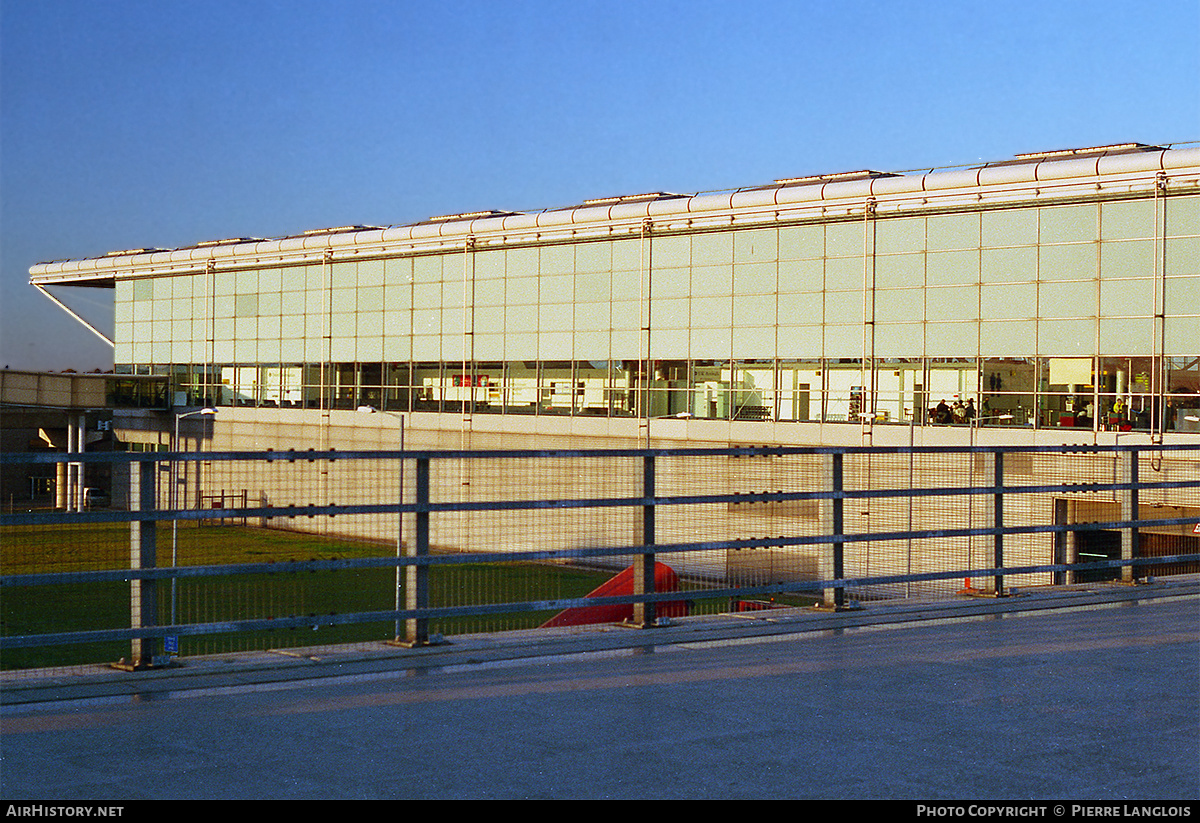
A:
1074;529;1122;582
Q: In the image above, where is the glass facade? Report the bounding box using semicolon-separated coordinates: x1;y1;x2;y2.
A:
115;355;1200;431
95;172;1198;433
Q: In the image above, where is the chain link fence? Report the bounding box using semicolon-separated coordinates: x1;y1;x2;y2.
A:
3;444;1198;674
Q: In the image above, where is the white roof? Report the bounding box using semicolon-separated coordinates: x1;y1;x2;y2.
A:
29;144;1200;287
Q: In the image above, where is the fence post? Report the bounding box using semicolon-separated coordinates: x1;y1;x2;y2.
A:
630;453;657;627
992;450;1005;597
398;455;434;647
1120;449;1139;583
820;452;846;609
117;456;161;670
1052;498;1069;586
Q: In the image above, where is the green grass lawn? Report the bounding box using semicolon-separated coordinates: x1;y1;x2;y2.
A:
0;522;631;668
2;521;815;669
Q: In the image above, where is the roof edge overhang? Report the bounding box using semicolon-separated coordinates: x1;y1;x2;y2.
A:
29;143;1200;285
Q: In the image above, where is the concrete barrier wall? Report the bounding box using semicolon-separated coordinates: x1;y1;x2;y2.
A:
109;408;1200;600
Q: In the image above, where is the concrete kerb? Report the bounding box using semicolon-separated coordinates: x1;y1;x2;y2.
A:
3;576;1198;707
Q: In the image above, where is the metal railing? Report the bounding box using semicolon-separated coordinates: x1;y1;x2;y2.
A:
2;444;1198;671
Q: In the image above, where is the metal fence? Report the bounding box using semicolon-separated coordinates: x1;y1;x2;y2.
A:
2;444;1199;672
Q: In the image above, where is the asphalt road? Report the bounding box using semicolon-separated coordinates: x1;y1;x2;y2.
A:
2;584;1197;800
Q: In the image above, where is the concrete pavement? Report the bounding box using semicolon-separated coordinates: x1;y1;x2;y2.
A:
2;578;1198;800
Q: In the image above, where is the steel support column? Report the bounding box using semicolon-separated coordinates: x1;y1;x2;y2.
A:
1120;449;1139;583
630;453;657;628
117;458;160;670
400;456;433;647
992;450;1005;597
820;452;847;609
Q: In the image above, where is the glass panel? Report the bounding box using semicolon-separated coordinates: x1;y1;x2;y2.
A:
691;233;731;267
540;361;576;415
1040;204;1096;244
219;365;259;407
981;246;1036;284
384;362;410;412
1165;195;1200;238
300;365;324;409
982;209;1037;248
729;360;775;420
1040;244;1097;282
874;359;923;424
255;364;281;407
619;359;665;419
926;250;979;287
576;241;612;273
980;358;1034;426
653;235;690;268
576;361;612;416
166;365;190;406
876;254;923;290
733;228;777;264
825;222;863;258
1167;357;1200;432
647;360;688;418
926;359;977;425
443;365;475;414
471;362;503;414
610;361;637;417
821;360;865;422
777;359;821;421
1098;356;1149;430
279;365;304;408
358;362;383;410
1101;200;1154;241
412;362;442;412
926;213;979;252
1042;357;1094;429
688;360;726;419
506;362;538;415
331;363;357;410
875;217;924;255
778;224;823;260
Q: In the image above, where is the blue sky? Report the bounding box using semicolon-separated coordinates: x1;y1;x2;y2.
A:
2;0;1197;371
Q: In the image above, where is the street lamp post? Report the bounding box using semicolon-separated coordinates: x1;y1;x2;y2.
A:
172;407;216;646
358;406;406;642
906;405;917;597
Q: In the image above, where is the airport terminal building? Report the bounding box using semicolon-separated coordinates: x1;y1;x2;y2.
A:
29;142;1200;450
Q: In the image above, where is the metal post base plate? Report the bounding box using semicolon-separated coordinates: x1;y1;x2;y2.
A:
808;602;864;613
385;633;448;649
